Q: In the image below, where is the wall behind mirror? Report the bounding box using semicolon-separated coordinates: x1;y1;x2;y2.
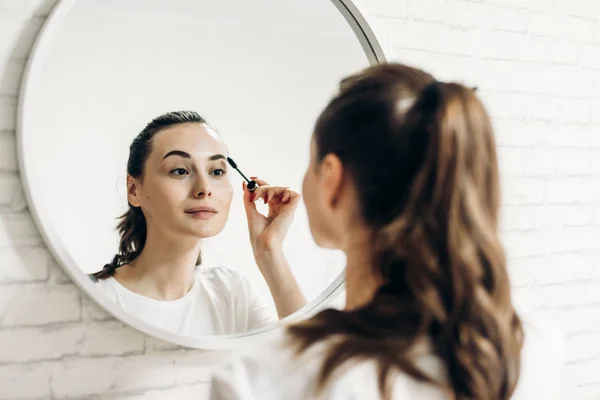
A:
18;0;381;340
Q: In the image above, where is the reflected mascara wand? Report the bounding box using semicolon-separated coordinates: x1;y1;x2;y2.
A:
227;157;258;192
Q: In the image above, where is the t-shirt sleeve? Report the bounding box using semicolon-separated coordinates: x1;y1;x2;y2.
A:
94;278;118;303
237;274;278;332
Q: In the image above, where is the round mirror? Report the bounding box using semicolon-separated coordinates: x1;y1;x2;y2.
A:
18;0;384;348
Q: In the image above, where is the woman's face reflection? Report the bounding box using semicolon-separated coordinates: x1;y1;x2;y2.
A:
127;122;233;240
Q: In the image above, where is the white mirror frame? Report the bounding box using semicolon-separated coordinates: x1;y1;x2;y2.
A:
17;0;386;349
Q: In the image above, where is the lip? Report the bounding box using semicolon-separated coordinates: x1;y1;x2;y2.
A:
184;206;217;213
184;206;218;219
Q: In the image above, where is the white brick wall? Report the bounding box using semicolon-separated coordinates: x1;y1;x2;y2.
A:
0;0;599;398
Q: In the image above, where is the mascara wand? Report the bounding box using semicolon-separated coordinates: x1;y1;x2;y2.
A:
227;157;258;192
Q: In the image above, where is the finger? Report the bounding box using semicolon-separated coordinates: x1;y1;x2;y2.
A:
285;189;301;206
279;188;299;201
281;188;300;203
266;187;280;204
251;186;290;203
270;190;301;221
242;181;254;202
250;186;268;203
272;189;301;210
268;187;293;204
266;187;299;204
283;189;300;207
250;177;270;187
242;182;259;219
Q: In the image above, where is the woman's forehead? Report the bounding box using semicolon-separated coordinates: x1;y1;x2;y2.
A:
152;123;227;157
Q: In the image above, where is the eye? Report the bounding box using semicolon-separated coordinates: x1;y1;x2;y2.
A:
171;168;189;176
211;168;226;177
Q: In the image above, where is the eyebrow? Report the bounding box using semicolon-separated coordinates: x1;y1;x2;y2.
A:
209;154;227;161
162;151;226;162
162;150;190;160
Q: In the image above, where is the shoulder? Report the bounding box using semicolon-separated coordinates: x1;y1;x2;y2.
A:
93;276;119;302
196;266;257;295
210;330;447;400
197;265;246;283
213;329;314;374
210;330;319;399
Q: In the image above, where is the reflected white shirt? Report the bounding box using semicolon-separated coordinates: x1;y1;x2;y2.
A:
95;266;278;336
209;307;563;399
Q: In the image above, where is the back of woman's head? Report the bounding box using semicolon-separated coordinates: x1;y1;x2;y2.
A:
91;111;206;280
290;63;523;400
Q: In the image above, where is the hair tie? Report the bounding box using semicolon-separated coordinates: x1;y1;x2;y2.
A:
103;263;115;272
419;79;444;112
423;79;443;93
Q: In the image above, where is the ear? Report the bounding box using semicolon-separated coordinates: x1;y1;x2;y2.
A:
318;153;344;210
126;175;141;207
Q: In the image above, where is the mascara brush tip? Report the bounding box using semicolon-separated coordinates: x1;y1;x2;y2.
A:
226;157;238;169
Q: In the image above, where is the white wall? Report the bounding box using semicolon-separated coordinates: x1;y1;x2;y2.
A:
1;0;599;399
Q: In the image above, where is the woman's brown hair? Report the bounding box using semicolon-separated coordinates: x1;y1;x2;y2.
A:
289;63;523;399
90;111;207;281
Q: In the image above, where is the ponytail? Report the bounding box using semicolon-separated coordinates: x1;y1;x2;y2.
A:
90;207;146;281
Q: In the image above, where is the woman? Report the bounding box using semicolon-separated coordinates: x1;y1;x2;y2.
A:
210;64;562;399
92;111;306;336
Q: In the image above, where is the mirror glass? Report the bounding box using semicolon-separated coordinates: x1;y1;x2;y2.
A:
19;0;379;341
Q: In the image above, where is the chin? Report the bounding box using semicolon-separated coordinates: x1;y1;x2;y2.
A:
181;217;225;237
176;224;217;239
195;224;227;238
191;228;222;239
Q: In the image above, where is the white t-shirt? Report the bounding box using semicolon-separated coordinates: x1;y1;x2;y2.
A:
209;308;563;400
95;266;278;336
211;330;446;400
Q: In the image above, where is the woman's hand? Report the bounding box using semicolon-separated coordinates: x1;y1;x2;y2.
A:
242;177;301;257
242;177;306;318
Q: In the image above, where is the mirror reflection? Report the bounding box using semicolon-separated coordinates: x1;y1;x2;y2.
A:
90;112;307;335
20;0;376;338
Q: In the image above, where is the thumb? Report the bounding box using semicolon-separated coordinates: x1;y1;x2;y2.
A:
242;181;259;223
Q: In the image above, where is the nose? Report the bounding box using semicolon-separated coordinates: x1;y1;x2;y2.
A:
194;174;213;198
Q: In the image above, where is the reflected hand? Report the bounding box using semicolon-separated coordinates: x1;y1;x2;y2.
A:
242;177;301;257
242;177;307;318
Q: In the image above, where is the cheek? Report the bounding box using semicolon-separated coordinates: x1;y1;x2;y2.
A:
143;180;184;215
214;179;234;207
302;174;319;225
302;172;334;247
302;171;315;209
302;173;308;200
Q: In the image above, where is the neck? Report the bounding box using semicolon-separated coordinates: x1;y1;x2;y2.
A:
342;229;384;311
127;225;200;301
